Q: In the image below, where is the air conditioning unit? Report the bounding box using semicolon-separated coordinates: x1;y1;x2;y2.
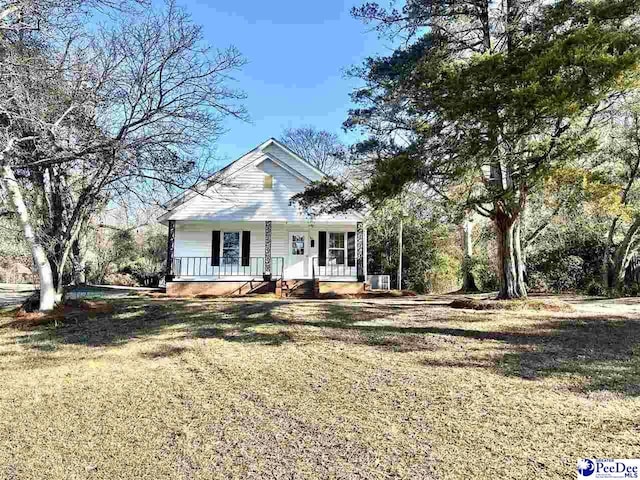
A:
367;275;391;291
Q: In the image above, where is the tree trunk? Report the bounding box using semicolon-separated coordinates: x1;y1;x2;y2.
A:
461;216;478;292
603;217;618;290
495;209;527;299
45;252;64;301
609;216;640;294
612;243;635;293
55;229;80;299
72;236;87;285
1;163;56;311
612;263;627;293
513;218;527;297
398;216;403;290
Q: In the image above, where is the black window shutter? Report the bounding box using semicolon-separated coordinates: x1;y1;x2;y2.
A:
318;231;327;267
241;231;250;266
211;231;220;266
347;232;356;267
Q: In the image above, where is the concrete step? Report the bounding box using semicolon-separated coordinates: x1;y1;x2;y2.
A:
280;279;316;298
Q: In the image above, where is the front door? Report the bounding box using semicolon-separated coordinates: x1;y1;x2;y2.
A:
287;232;307;278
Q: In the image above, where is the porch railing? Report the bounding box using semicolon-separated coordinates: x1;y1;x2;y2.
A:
312;256;358;278
172;257;284;278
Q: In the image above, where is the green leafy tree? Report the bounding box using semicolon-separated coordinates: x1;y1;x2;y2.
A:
366;196;462;293
597;99;640;291
297;0;640;299
522;164;616;291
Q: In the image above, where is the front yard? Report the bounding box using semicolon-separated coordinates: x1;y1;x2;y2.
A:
0;294;638;479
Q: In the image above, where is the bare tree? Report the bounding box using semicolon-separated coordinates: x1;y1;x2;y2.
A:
0;0;144;33
0;0;147;310
602;105;640;292
0;0;246;309
280;126;345;175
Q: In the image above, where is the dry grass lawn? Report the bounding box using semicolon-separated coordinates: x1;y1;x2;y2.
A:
0;294;639;479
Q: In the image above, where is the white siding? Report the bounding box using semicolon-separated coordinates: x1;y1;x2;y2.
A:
262;143;323;180
277;223;359;279
175;221;265;259
173;221;266;279
172;220;361;280
270;223;357;263
271;222;288;259
162;141;363;224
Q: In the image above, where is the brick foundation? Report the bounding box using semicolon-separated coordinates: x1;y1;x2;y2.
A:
318;281;366;295
166;281;275;297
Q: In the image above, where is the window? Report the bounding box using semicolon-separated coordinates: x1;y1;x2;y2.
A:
291;234;305;255
264;175;273;189
222;232;240;265
328;232;345;265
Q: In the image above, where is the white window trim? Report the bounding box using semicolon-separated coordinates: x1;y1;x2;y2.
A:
327;232;347;266
290;232;306;256
221;231;242;264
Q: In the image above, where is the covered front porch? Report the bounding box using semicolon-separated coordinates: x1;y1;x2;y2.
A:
165;220;367;288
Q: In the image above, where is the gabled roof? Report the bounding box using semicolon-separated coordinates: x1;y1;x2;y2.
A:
157;137;365;224
253;152;311;183
259;138;327;177
161;138;322;212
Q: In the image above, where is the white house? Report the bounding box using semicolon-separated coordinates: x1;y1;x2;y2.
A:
159;138;367;297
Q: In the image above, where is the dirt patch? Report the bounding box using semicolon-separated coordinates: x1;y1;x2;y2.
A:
319;290;418;300
191;292;281;300
141;344;189;359
7;299;113;329
449;297;574;312
140;292;170;299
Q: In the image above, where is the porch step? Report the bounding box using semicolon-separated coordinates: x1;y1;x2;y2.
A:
278;279;317;299
223;280;274;297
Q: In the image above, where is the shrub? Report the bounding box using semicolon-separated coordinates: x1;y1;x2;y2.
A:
470;257;499;292
103;273;139;287
526;271;549;293
525;222;607;293
527;254;585;292
367;200;462;293
586;281;607;297
121;257;164;287
623;283;640;297
558;255;584;291
419;252;461;294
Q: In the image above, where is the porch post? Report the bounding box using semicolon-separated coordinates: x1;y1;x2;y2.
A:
357;221;365;281
165;220;176;282
363;225;368;279
264;220;272;280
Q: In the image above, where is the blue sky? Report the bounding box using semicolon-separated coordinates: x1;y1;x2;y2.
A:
182;0;391;167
